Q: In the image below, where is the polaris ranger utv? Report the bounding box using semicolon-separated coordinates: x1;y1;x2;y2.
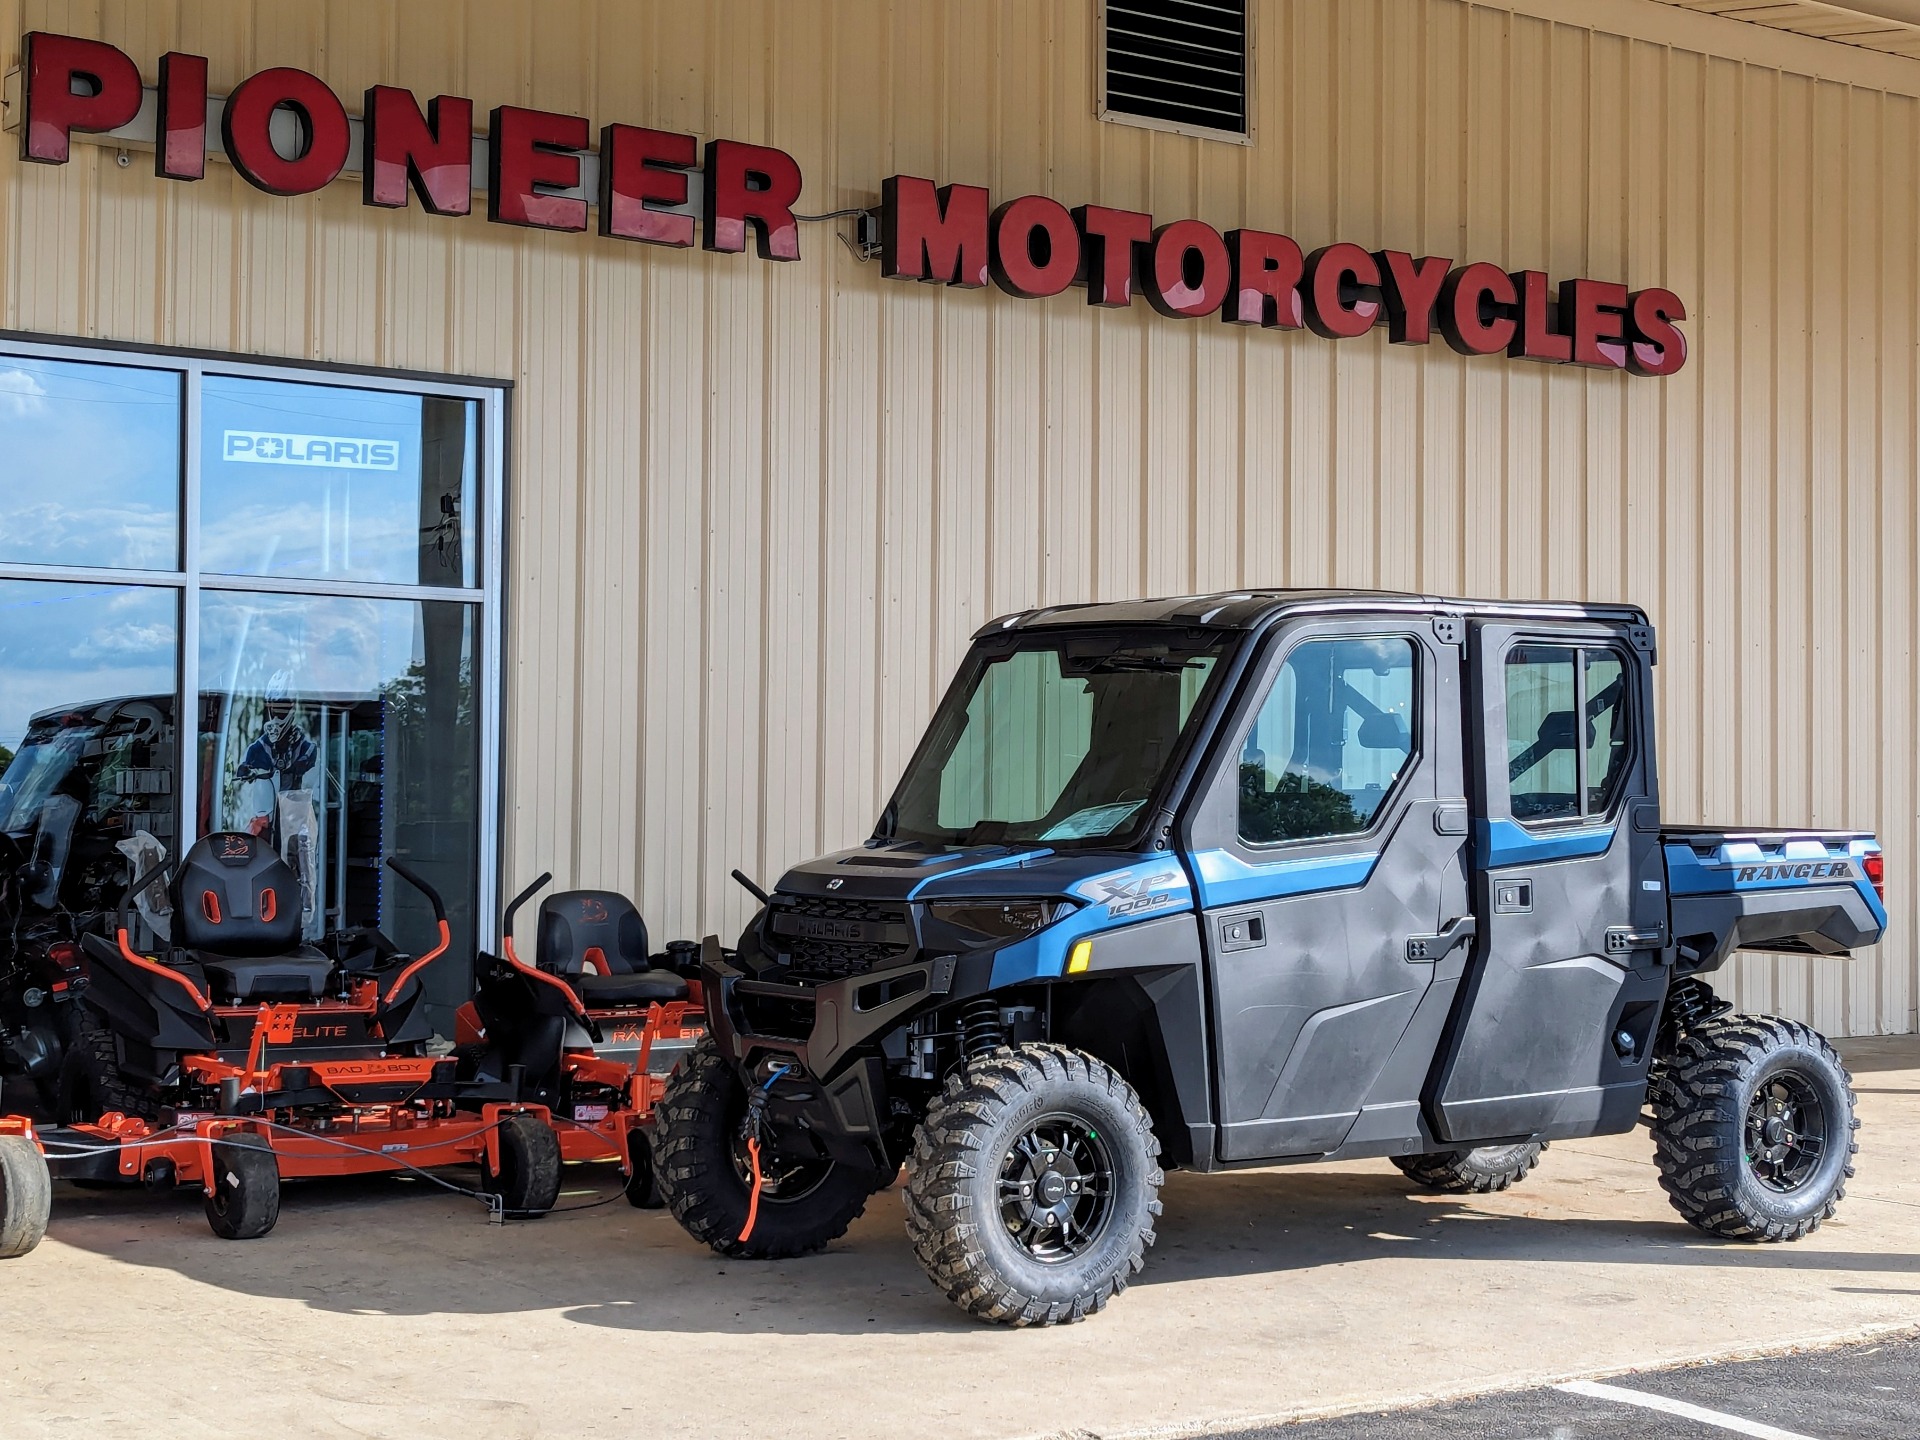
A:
655;592;1888;1326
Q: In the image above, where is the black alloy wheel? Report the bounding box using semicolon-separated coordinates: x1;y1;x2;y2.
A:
1745;1071;1826;1193
997;1114;1116;1263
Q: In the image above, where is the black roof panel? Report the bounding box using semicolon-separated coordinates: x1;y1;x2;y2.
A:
974;589;1650;637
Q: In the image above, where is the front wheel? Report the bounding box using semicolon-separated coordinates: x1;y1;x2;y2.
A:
484;1113;563;1217
0;1136;52;1259
1392;1141;1546;1194
904;1044;1163;1327
204;1131;280;1240
1651;1015;1857;1242
654;1038;876;1258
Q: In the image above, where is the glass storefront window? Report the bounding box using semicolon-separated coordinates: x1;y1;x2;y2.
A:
0;342;498;1034
0;581;179;918
0;358;181;570
200;376;480;586
197;593;477;966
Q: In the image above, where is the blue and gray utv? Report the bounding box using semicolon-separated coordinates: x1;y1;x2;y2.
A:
654;591;1888;1326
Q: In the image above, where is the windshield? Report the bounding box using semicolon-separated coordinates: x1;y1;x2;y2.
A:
0;725;93;836
885;632;1230;849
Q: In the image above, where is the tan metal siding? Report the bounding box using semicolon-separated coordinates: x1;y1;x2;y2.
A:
1;0;1914;1033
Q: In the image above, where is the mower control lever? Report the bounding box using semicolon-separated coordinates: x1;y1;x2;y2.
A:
385;857;447;922
118;853;174;942
731;869;772;906
501;872;554;942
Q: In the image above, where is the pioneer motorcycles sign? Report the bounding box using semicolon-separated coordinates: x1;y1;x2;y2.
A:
14;30;1686;376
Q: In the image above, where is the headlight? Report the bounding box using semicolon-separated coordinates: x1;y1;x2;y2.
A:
924;899;1075;944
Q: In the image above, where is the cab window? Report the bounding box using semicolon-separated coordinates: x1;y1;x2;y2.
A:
1505;644;1634;823
1239;637;1416;845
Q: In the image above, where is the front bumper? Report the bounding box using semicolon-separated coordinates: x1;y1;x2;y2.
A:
700;937;974;1168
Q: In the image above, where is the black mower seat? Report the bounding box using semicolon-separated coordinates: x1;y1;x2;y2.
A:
195;947;334;1004
575;969;689;1005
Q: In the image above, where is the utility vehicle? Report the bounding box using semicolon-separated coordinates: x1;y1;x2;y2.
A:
655;591;1888;1326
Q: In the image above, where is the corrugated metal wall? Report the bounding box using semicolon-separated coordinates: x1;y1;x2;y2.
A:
2;0;1913;1034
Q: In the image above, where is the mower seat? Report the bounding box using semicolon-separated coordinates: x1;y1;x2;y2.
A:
195;947;334;1004
169;833;333;1004
537;889;689;1005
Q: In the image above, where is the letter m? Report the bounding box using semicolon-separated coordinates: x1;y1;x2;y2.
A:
881;176;989;288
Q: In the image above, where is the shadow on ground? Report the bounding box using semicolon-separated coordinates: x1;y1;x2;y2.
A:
37;1149;1920;1337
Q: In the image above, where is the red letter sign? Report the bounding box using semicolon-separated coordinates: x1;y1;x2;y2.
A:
601;125;697;246
1303;244;1383;339
990;196;1081;298
155;52;208;181
704;140;803;260
1143;220;1231;318
20;32;142;165
1377;251;1451;345
1559;278;1630;369
1073;205;1152;307
1223;230;1304;328
488;106;589;231
221;68;352;196
364;87;473;215
881;176;989;286
1438;263;1518;356
1628;289;1688;376
1509;271;1573;363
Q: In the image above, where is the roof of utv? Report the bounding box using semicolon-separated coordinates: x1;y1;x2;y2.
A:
975;589;1651;636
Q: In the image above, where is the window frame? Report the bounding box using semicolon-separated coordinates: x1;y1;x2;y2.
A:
1095;0;1256;147
1500;640;1637;831
0;331;508;949
1234;631;1424;851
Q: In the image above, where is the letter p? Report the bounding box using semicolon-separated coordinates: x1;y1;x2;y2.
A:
22;33;144;165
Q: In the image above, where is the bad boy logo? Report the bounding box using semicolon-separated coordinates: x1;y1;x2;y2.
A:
223;430;401;470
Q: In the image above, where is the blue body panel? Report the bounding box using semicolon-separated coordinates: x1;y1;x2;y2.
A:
987;858;1194;986
1476;817;1616;868
1189;847;1379;910
1665;835;1888;930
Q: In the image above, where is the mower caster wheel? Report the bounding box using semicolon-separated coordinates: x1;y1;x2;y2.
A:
0;1136;52;1259
624;1130;664;1209
1391;1141;1546;1194
486;1113;562;1218
204;1132;280;1240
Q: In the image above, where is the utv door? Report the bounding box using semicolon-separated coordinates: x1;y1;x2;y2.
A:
1429;621;1670;1142
1185;616;1473;1161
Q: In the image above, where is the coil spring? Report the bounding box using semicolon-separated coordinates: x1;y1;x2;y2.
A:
1653;975;1733;1075
959;999;1006;1059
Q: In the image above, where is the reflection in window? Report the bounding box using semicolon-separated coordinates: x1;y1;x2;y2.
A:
1504;645;1634;823
1240;638;1416;844
0;581;178;917
0;358;180;570
199;376;479;586
197;593;477;974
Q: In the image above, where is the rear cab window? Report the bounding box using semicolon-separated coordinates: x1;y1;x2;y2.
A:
1504;644;1634;825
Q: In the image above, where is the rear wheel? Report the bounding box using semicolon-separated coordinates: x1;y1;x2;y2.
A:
56;1021;160;1124
1392;1141;1546;1194
1651;1015;1857;1241
904;1044;1163;1327
0;1136;52;1259
654;1038;876;1258
484;1113;563;1217
204;1131;280;1240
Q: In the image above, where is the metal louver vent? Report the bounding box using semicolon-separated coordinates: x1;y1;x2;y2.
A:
1101;0;1249;139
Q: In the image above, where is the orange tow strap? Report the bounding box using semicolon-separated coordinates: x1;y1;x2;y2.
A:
739;1136;766;1243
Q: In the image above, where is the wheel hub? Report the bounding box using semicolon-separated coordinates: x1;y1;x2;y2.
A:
1745;1071;1827;1193
996;1115;1115;1263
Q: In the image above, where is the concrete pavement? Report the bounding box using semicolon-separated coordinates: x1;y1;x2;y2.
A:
1;1036;1916;1440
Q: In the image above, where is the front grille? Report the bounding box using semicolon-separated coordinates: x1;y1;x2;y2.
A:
737;989;817;1041
771;895;912;981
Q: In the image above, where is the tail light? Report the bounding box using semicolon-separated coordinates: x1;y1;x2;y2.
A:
1864;852;1885;904
47;941;81;969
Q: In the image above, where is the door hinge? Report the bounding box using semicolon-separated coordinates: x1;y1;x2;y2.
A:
1407;914;1477;963
1433;614;1464;646
1604;926;1664;954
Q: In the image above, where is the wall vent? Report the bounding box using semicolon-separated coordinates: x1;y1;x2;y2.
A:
1099;0;1250;142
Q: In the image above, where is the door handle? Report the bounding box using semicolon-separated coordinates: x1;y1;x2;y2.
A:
1406;915;1477;963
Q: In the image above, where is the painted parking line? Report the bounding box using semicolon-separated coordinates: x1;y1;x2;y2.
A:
1556;1380;1822;1440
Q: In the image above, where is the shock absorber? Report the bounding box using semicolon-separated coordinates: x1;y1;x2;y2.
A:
959;999;1005;1059
1652;975;1733;1083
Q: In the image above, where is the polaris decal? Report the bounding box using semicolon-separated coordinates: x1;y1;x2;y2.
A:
223;430;401;470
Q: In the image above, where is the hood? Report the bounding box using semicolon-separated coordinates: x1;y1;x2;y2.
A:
776;841;1165;904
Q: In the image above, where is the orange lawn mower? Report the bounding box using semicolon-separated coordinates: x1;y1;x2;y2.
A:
450;873;705;1208
0;832;576;1250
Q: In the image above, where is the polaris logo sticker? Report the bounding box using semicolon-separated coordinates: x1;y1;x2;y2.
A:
223;430;402;470
1736;861;1853;883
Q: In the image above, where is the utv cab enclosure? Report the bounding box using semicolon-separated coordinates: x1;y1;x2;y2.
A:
655;592;1888;1327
